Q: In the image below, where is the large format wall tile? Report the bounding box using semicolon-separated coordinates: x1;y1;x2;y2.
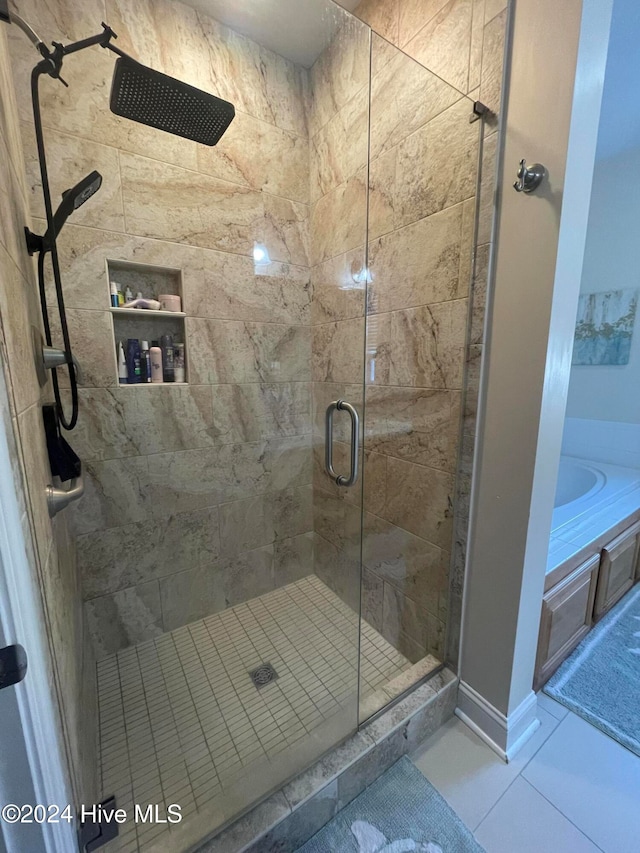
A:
367;300;468;389
310;87;368;203
197;111;309;204
69;385;216;461
85;581;163;658
403;0;473;93
310;248;366;325
310;171;367;265
187;319;311;385
120;152;263;255
369;39;460;160
79;506;221;599
21;123;125;233
219;485;313;555
312;319;365;384
367;204;465;311
394;98;478;227
211;382;312;444
263;194;310;266
384;457;454;549
69;456;151;536
398;0;451;47
364;386;460;472
363;512;448;617
145;436;312;515
186;254;310;325
309;17;370;138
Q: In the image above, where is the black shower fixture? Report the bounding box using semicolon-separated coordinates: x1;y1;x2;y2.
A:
4;10;236;431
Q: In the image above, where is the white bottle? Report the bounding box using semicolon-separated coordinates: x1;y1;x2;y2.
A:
118;341;128;384
150;342;163;383
125;285;134;302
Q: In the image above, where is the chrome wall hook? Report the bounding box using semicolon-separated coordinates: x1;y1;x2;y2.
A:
513;158;547;193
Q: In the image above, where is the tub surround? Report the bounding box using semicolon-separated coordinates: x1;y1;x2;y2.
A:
548;455;640;577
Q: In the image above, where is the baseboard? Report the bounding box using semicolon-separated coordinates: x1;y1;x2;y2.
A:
456;681;540;762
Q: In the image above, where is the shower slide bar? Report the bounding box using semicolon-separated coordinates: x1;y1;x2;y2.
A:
325;400;359;487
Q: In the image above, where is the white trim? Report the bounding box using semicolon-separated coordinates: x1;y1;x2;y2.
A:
0;410;76;853
456;681;540;762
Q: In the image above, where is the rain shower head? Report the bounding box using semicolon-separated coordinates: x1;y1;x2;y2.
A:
110;55;235;146
43;170;102;246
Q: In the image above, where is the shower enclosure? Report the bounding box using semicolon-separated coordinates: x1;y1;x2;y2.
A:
4;0;485;848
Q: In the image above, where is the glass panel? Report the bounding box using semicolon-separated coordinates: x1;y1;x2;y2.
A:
359;34;481;720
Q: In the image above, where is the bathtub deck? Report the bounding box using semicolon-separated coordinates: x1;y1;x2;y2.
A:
548;456;640;577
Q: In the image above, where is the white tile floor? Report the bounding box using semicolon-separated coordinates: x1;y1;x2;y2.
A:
412;692;640;853
97;576;413;853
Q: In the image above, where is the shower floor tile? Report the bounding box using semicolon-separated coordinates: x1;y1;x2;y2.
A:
97;576;415;853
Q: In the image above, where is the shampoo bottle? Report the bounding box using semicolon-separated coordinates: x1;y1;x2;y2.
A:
160;333;175;383
118;341;128;384
174;343;185;383
125;285;134;303
110;281;119;308
140;340;151;383
125;339;142;384
150;341;163;383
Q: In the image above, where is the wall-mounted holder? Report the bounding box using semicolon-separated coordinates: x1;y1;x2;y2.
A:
46;475;84;517
513;158;547;193
32;326;83;388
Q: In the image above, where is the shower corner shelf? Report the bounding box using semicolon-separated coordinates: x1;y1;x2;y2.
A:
109;307;187;318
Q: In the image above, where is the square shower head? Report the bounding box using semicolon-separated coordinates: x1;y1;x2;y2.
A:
110;54;235;146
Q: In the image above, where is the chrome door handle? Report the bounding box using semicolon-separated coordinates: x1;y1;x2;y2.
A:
325;400;359;487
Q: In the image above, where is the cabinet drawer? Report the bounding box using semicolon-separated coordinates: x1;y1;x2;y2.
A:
594;522;640;620
534;554;599;691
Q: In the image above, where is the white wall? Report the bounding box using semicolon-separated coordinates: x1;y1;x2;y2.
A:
566;0;640;424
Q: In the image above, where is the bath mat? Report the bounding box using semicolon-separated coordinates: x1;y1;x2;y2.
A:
545;582;640;757
296;756;484;853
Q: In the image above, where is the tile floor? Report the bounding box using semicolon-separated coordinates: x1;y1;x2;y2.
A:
412;691;640;852
97;576;414;852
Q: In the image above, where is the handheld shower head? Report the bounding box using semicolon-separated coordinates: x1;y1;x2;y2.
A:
109;55;235;146
43;170;102;246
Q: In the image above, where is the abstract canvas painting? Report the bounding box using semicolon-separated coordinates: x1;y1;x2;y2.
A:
572;289;638;366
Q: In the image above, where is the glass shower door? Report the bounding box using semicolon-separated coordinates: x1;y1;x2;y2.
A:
359;34;482;720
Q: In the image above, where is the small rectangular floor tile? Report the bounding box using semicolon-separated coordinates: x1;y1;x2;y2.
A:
96;577;423;852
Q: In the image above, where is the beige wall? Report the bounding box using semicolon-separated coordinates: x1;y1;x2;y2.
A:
0;29;96;806
9;0;316;658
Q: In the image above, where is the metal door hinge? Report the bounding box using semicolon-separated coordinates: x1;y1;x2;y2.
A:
0;644;27;689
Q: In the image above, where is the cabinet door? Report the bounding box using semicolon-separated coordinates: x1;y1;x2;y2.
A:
594;522;640;620
534;554;599;691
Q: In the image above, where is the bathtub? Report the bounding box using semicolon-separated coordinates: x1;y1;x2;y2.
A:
552;455;640;532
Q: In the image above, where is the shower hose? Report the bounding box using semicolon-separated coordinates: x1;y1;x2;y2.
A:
31;64;79;431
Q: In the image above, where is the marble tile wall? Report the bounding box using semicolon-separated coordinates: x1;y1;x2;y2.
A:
8;0;316;659
317;0;509;665
0;29;96;807
307;14;370;631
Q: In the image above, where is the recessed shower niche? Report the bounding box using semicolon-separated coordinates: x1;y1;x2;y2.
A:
106;258;188;385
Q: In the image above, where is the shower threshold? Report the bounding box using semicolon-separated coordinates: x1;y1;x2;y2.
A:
96;576;422;853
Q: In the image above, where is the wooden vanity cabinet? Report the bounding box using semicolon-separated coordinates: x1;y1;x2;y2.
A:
594;521;640;620
534;554;599;691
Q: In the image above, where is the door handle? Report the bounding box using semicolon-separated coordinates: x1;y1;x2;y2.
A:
325;400;359;487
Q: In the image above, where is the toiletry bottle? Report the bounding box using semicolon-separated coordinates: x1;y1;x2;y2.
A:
125;339;142;384
150;341;163;383
117;288;125;307
174;343;185;383
136;291;143;300
118;341;128;384
140;340;151;383
110;281;119;308
125;285;134;303
160;333;175;382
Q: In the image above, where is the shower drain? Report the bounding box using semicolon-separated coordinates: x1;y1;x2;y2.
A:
249;662;279;689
